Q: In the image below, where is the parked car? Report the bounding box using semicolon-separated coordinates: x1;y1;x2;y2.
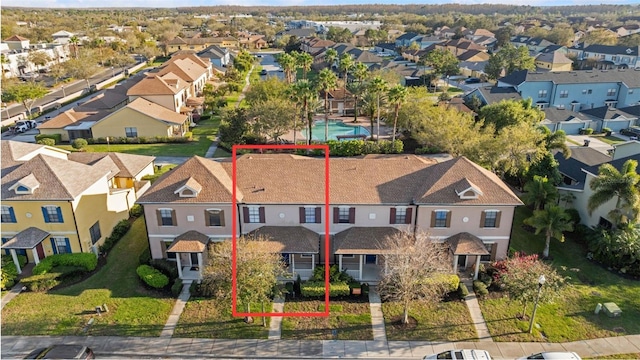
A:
424;349;492;360
13;123;29;134
620;127;640;138
16;120;37;129
18;72;39;81
464;77;481;84
260;69;268;75
518;352;581;360
24;345;94;359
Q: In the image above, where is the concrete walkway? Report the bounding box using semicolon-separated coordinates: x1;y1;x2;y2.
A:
159;281;192;338
368;287;387;342
268;297;285;340
462;279;493;342
0;282;25;310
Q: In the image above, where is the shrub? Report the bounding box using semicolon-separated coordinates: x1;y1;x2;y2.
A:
35;134;61;144
37;138;56;146
587;227;640;277
184;132;193;140
22;273;61;291
415;146;443;155
458;282;469;298
583;128;594;135
136;265;169;289
325;139;403;156
149;259;179;280
72;138;88;150
285;282;294;295
361;282;370;294
310;264;354;283
1;257;20;290
602;127;612;133
301;281;350;297
129;204;143;218
100;219;131;253
171;278;184;297
565;208;581;226
423;273;460;293
32;253;97;275
138;248;151;265
473;280;489;297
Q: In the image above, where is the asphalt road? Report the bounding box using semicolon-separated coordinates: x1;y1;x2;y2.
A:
258;53;285;81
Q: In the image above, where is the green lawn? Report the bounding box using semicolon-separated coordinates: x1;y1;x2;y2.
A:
592;135;627;145
55;117;220;157
383;300;477;341
174;298;271;339
1;217;175;336
479;206;640;342
281;298;372;340
212;147;232;157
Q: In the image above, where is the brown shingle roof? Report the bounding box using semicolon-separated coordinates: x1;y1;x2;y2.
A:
123;98;188;125
137;156;240;204
0;227;49;249
167;230;209;252
127;75;185;96
157;58;207;82
334;227;404;254
37;109;104;129
446;232;489;255
248;226;319;253
166;53;210;69
67;152;155;178
4;35;28;41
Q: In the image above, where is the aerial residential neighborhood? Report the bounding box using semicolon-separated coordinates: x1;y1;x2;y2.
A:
1;3;639;360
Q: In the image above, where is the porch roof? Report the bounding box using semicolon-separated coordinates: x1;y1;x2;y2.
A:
1;227;49;249
446;232;489;255
248;226;319;254
186;97;204;106
333;227;403;255
167;230;209;253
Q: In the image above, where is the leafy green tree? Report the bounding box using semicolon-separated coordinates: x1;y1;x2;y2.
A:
2;82;48;117
326;27;353;43
233;50;255;73
316;68;338;141
494;122;546;177
1;54;10;79
479;99;545;132
63;55;99;89
525;151;563;186
294;51;313;80
387;85;407;143
588;226;640;276
69;35;81;58
523;175;558;211
350;62;369;122
525;205;574;258
495;26;515;47
582;29;618;46
421;49;459;78
485;44;535;80
219;108;249;145
248;98;297;142
588;159;640;228
245;77;289;105
368;76;388;141
27;51;51;72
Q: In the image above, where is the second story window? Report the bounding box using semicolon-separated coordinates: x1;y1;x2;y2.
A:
42;206;63;223
158;209;176;226
432;210;450;228
1;206;16;223
333;207;355;224
559;90;569;98
607;88;617;96
390;207;412;224
243;206;265;224
482;210;501;228
395;207;406;224
538;90;547;98
205;209;225;227
248;207;260;223
338;207;350;223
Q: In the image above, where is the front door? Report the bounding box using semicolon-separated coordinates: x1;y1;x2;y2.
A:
190;253;199;267
338;102;344;115
36;243;45;261
365;255;377;264
458;255;467;269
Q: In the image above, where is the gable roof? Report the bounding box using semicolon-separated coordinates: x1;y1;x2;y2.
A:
396;32;420;41
67;152;154;178
515;69;640;88
535;52;573;64
498;70;529;87
555;148;640;186
582;44;639;57
581;106;635;120
114;98;188;125
165;52;210;69
4;35;29;41
127;75;186;96
37;109;104;129
543;108;586;123
472;86;522;105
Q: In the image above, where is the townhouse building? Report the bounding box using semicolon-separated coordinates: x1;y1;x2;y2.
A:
568;43;639;69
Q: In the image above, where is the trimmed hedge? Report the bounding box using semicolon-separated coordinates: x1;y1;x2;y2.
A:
87;136;192;145
425;273;460;293
138;247;151;265
100;219;131;254
301;281;350;297
171;278;184;297
32;253;97;275
1;255;26;290
129;204;143;218
22;273;60;292
35;134;62;144
323;139;403;156
136;265;169;289
473;280;489;297
149;259;179;280
458;282;469;298
37;138;56;146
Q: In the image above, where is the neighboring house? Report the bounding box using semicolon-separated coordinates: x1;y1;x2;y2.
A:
300;38;335;54
239;34;267;50
1;35;71;78
164;36;238;54
497;69;640;111
373;43;397;56
555;147;640;228
319;88;355;116
541;108;591;134
436;39;487;57
1;140;154;274
51;30;74;45
535;52;574;72
457;50;490;63
579;105;640;132
464;86;522;106
458;61;489;79
613;24;640;38
510;36;556;53
127;74;191;113
3;35;29;50
568;43;640;69
137;154;522;282
275;28;316;41
198;45;231;68
394;32;421;48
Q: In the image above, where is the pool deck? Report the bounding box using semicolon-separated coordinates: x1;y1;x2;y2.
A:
281;116;393;143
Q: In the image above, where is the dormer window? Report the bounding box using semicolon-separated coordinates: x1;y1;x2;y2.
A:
455;179;483;200
174;177;202;198
9;173;39;195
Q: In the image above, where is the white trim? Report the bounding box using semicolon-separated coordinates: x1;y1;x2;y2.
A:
434;209;450;212
175;185;200;197
394;206;408;210
342;254;355;258
300;254;313;258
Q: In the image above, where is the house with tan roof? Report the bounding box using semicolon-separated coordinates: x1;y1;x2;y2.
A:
127;74;190;113
137;154;522;282
164;36;238;54
1;140;154;274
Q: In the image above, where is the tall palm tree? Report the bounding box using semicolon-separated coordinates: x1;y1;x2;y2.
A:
588;159;640;228
316;68;338;141
277;53;296;84
295;51;313;80
69;36;80;59
525;205;573;258
387;85;407;143
290;80;317;145
93;38;106;66
324;48;338;69
338;53;354;106
523;175;558;211
368;76;388;141
538;126;571;159
351;62;369;122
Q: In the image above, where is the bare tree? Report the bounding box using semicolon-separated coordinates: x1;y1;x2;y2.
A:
377;231;453;324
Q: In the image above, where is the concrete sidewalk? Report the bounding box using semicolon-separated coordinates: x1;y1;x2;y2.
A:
2;334;639;359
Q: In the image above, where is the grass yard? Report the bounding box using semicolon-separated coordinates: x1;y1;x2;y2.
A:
479;206;640;342
212;147;232;157
1;217;175;337
281;298;372;340
55;117;220;157
383;300;477;341
174;298;271;339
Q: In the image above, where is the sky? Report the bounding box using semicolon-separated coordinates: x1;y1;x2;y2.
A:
2;0;639;8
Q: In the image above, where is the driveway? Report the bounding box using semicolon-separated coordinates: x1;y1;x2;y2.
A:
566;134;613;155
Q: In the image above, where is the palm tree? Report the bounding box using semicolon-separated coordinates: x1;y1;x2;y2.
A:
338;53;354;106
523;175;558;211
387;85;407;143
295;52;313;80
93;38;106;66
368;76;388;141
69;36;80;59
290;80;317;145
1;54;10;79
324;48;338;69
351;62;369;122
316;68;338;141
525;205;574;258
538;126;571;159
277;53;296;84
588;159;640;228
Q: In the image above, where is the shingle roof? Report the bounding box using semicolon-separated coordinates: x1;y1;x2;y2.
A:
167;230;209;252
535;52;573;64
473;86;522;104
581;106;636;120
157;58;207;82
123;98;188;125
334;227;403;254
37;109;104;129
396;32;420;41
127;75;186;96
543;108;586;123
166;53;210;69
4;35;29;41
519;69;640;88
248;226;319;253
0;227;49;249
137;156;239;204
498;70;528;86
67;152;154;178
555;149;640;186
582;44;639;57
446;232;489;255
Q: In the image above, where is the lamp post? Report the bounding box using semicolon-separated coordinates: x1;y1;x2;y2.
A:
111;66;115;77
61;85;65;98
528;274;546;333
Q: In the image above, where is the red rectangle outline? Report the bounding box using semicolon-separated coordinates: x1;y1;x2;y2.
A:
232;144;331;317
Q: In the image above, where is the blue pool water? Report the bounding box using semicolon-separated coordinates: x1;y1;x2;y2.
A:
306;121;371;141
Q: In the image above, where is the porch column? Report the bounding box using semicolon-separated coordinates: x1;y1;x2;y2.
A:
358;255;363;281
197;253;203;278
453;255;458;274
311;254;315;271
291;254;296;276
384;257;388;275
338;254;342;271
10;249;21;274
31;248;40;264
176;255;183;279
473;256;481;280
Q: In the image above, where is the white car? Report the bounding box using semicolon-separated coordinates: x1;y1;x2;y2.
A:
424;349;492;360
518;352;581;360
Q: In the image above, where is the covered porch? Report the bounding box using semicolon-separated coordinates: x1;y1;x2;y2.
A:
249;226;319;280
1;227;49;274
333;227;404;283
446;232;490;280
167;230;209;281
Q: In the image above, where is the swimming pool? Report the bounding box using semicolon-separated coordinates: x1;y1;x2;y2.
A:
305;121;371;141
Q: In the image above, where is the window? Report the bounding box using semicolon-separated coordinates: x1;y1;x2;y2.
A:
125;127;137;138
559;90;569;98
393;207;407;224
339;207;350;223
629;89;634;94
163;240;176;259
206;209;224;227
89;221;101;244
305;207;316;223
483;210;500;228
51;237;70;254
611;56;618;61
538;90;547;98
42;206;63;223
607;88;617;96
248;207;260;223
433;210;449;228
481;243;494;262
1;206;16;223
243;206;264;223
158;209;175;226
